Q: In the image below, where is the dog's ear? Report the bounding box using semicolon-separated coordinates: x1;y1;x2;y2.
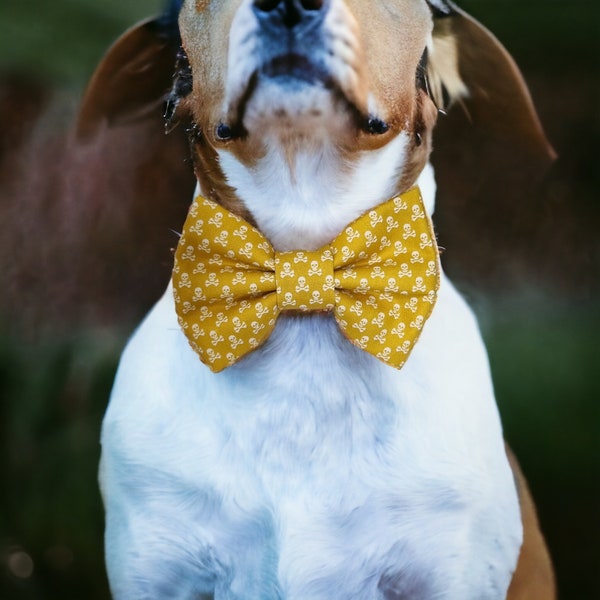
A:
425;2;557;288
76;18;180;140
426;3;555;161
71;16;195;324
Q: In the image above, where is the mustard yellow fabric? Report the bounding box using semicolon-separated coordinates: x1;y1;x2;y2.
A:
173;187;440;372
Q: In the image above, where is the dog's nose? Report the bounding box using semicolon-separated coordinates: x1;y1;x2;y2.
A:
253;0;324;28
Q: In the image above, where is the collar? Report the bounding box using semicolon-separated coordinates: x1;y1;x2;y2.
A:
173;187;440;372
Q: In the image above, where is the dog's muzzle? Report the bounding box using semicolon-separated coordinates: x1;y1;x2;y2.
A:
253;0;331;87
253;0;326;30
223;0;370;132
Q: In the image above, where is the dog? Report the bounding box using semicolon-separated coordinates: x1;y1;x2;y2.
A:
80;1;556;597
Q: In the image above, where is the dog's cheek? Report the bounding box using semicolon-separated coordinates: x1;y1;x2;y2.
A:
180;1;238;133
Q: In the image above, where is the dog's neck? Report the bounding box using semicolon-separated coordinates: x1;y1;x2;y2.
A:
198;134;437;252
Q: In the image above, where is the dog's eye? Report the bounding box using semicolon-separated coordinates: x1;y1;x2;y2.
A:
366;117;389;135
216;123;234;141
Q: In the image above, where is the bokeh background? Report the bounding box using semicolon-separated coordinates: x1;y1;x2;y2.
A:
0;0;598;598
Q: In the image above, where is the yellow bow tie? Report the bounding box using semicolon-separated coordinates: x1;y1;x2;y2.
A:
173;187;440;372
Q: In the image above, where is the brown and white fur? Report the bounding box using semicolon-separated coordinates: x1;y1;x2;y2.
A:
86;1;555;598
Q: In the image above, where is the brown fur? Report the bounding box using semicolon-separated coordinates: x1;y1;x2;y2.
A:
189;126;254;222
506;446;556;600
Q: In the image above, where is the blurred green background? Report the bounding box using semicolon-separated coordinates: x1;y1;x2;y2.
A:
0;0;598;598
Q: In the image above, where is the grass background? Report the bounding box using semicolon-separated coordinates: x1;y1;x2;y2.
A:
0;0;598;598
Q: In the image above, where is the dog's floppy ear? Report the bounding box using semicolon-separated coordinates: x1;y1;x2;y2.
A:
425;2;557;287
76;18;180;139
71;14;195;324
426;2;555;161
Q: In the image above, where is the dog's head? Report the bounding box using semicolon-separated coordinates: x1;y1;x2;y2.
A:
180;0;436;151
77;0;554;246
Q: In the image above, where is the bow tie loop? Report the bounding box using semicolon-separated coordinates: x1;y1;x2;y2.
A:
275;249;336;312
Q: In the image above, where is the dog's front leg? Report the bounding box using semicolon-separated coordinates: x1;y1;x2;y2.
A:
101;461;216;598
98;290;286;599
102;478;283;599
100;448;282;599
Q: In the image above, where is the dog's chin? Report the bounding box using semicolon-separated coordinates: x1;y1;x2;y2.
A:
239;76;361;142
224;50;371;145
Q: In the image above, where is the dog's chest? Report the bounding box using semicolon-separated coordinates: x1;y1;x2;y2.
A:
193;378;447;597
166;316;506;598
104;281;520;598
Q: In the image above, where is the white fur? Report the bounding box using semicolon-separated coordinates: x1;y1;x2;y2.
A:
218;133;411;251
100;1;522;598
101;165;521;598
102;276;521;599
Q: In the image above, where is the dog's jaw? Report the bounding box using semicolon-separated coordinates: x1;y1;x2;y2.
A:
217;133;416;251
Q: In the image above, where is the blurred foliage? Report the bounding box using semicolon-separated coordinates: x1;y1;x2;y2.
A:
0;0;598;599
462;0;598;72
0;0;162;85
0;328;121;599
479;296;600;599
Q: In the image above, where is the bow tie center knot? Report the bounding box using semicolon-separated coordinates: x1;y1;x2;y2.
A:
275;249;335;312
